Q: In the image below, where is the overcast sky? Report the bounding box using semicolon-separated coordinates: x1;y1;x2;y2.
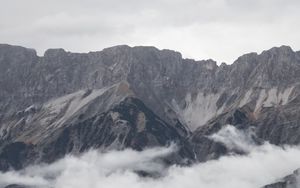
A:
1;0;300;63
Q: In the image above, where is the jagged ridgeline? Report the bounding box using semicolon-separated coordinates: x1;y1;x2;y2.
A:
1;44;300;188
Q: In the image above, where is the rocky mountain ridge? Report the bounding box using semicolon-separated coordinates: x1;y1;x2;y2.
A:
1;44;300;187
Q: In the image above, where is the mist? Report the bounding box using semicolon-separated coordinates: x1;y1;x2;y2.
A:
2;0;300;63
1;125;299;188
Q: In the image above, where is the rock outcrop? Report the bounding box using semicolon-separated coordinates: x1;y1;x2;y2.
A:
1;44;300;187
264;169;299;188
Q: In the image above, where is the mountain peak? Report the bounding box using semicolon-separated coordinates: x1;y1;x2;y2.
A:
2;43;300;186
262;45;294;56
102;45;131;51
0;43;37;56
43;48;67;57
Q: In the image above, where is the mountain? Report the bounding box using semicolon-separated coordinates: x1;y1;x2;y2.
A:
264;169;300;188
1;44;300;187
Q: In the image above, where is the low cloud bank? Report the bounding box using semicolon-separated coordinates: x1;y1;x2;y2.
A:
1;125;300;188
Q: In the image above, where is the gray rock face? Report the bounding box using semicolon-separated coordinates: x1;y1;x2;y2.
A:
264;169;300;188
0;94;194;171
1;43;300;179
2;44;300;131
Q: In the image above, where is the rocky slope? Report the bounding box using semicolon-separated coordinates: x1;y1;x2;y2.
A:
264;169;300;188
1;44;300;187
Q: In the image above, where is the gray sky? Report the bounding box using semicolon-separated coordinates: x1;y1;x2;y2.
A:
1;0;300;64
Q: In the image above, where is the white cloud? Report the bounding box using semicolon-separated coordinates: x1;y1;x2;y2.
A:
1;126;300;188
209;125;256;152
0;145;176;188
1;0;300;63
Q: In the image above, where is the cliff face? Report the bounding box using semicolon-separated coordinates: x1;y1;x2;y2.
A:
1;44;300;186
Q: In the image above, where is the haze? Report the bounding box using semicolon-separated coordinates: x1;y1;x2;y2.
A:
1;0;300;63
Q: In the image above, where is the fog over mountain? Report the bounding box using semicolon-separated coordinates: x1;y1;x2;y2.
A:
1;126;300;188
2;0;300;63
2;0;300;187
0;43;300;187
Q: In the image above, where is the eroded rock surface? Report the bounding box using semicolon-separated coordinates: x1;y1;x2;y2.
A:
1;44;300;188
